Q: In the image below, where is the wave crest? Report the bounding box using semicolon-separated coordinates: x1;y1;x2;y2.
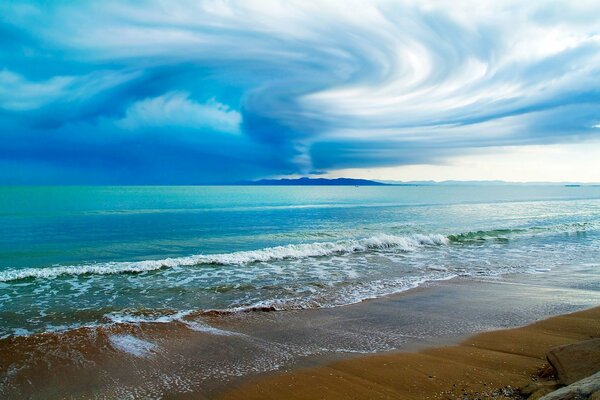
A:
0;234;448;283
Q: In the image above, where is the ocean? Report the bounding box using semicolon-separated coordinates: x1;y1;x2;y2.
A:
1;185;599;339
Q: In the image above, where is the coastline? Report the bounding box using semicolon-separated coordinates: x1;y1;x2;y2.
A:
1;273;599;399
219;306;600;399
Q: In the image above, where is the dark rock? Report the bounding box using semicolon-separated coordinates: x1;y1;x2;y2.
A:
521;382;561;397
530;387;556;400
546;339;600;385
539;371;600;399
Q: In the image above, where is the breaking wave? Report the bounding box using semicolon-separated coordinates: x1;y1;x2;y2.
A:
447;228;525;243
0;234;448;283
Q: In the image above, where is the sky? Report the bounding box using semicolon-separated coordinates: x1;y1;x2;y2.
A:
1;0;600;184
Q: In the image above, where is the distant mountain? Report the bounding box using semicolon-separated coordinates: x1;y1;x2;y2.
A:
235;177;387;186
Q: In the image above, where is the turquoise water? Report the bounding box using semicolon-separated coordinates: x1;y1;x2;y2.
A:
1;185;599;337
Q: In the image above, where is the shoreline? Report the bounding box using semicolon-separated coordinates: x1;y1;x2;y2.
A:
219;305;600;399
1;273;599;398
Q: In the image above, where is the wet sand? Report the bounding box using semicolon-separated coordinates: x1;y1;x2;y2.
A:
1;272;599;399
220;306;600;400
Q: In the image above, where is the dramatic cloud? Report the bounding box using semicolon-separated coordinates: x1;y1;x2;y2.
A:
117;92;242;133
0;0;599;183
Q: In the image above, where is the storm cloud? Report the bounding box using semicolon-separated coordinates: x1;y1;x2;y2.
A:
1;0;599;183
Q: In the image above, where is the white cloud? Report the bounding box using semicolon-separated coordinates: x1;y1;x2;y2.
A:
117;92;242;133
0;69;139;111
30;0;598;145
0;69;75;111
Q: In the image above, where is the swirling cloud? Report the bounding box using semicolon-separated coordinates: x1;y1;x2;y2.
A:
117;92;242;133
0;0;599;183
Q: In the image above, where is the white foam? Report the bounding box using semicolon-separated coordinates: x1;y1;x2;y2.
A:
0;234;449;282
108;334;157;357
104;310;243;337
12;328;32;337
220;273;460;314
183;320;244;337
104;310;192;324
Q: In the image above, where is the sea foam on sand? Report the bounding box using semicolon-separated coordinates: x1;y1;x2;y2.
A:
108;334;157;357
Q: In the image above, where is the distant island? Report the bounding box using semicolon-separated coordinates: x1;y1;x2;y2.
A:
235;177;387;186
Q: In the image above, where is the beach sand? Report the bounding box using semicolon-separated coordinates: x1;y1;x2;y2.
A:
2;277;599;399
219;306;600;400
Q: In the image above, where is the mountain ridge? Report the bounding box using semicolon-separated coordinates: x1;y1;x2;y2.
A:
234;177;386;186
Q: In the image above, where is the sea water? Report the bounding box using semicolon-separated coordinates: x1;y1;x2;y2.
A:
0;185;599;338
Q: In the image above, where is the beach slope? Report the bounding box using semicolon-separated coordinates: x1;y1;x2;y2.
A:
220;306;600;399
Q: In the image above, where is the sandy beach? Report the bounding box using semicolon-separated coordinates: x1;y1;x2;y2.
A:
2;273;599;399
220;306;600;400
